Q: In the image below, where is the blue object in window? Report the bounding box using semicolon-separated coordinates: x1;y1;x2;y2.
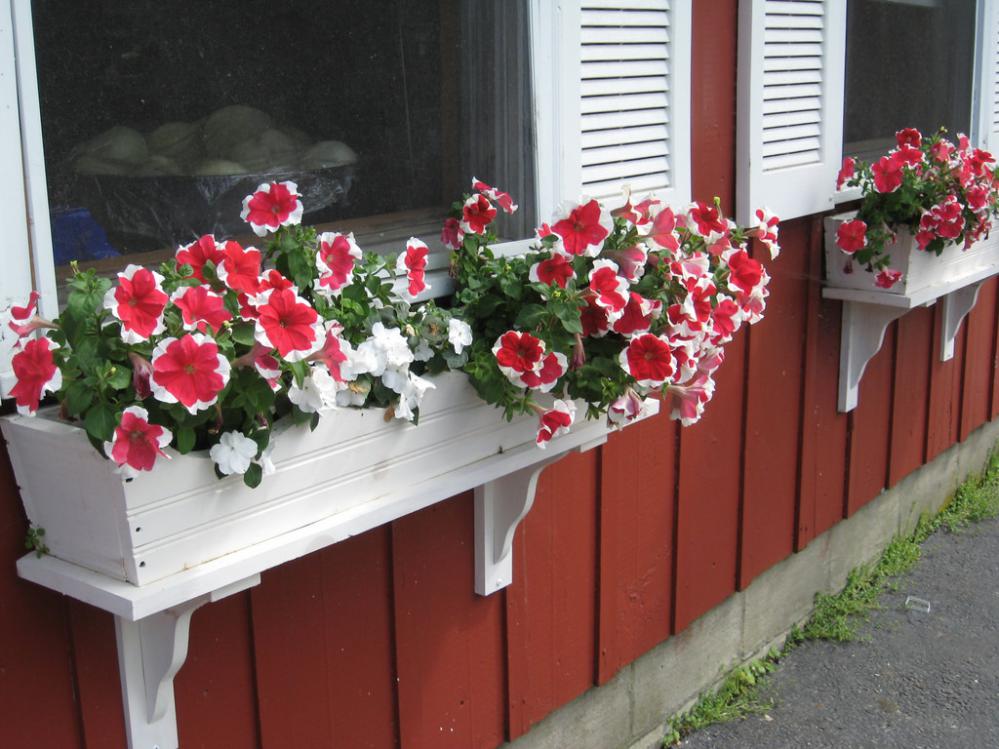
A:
50;208;119;266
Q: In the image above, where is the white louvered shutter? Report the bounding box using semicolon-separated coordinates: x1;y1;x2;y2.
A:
736;0;846;225
573;0;691;205
977;0;999;155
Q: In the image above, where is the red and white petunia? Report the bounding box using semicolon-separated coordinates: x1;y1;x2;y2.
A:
612;244;649;283
612;292;661;337
836;157;856;191
669;252;710;282
315;232;362;298
175;235;227;282
872;153;905;193
253;288;323;362
102;265;168;343
550;199;612;257
875;269;903;289
150;333;231;414
9;336;61;415
472;177;518;214
686;201;731;239
240;180;304;237
710;296;744;344
896;127;922;149
217;242;262;295
528;254;575;289
309;322;352;384
104;406;172;479
460;194;498;235
580;293;611;338
665;334;701;384
587;259;630;321
836;219;867;254
520;351;568;392
251;345;283;391
536;399;576;448
129;352;154;399
4;291;56;344
646;206;681;252
753;208;781;259
171;285;232;334
396;237;431;300
607;389;650;427
492;330;546;387
724;249;764;296
619;333;676;388
669;372;716;426
611;186;659;228
441;217;465;250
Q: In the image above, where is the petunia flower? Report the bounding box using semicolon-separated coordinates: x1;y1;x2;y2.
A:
9;336;61;415
579;293;611;338
448;318;473;355
253;288;323;362
895;127;922;149
536;399;576;448
669;372;716;426
128;352;154;399
619;333;676;388
687;201;730;238
608;389;650;427
396;237;431;300
646;206;681;251
460;194;498;235
875;269;903;289
753;207;781;259
612;292;660;337
872;153;905;193
348;323;414;378
441;217;465;250
528;254;576;289
836;219;867;254
210;431;260;476
150;333;231;414
724;250;764;296
240;181;304;237
315;232;362;298
287;365;341;413
390;371;436;422
520;351;568;393
104;406;172;479
587;259;630;320
471;177;518;214
103;265;169;344
550;198;612;257
308;322;353;383
217;242;262;295
492;330;546;387
175;235;227;282
836;157;856;190
171;285;232;334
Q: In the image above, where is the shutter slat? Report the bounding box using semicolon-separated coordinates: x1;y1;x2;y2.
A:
761;135;820;158
763;28;823;43
761;149;822;171
583;140;669;166
583;173;670;197
581;43;670;61
582;155;669;183
765;1;823;15
582;26;669;44
580;9;669;26
762;108;821;129
582;59;669;79
582;123;669;149
761;122;820;142
761;95;821;116
582;108;669;131
581;91;669;114
582;75;667;96
763;69;821;86
583;0;670;10
762;82;822;100
762;42;823;57
763;55;822;72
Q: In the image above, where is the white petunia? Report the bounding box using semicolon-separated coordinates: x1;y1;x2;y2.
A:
210;431;259;476
447;318;473;355
287;365;340;413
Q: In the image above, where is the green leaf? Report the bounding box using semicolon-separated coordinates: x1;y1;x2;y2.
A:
250;429;270;454
242;463;263;489
514;304;548;329
176;427;196;454
287;248;314;290
309;412;321;432
231;321;257;347
84;403;117;443
107;366;131;390
552;301;583;335
64;381;94;416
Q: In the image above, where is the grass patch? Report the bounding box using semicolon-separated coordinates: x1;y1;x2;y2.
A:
661;451;999;746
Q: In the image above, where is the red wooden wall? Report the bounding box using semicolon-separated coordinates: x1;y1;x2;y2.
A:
2;2;998;746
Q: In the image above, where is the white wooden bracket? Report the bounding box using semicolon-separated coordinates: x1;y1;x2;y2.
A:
940;281;983;361
836;301;907;412
114;574;259;749
474;436;607;595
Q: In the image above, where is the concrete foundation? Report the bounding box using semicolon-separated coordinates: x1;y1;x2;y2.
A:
502;417;999;749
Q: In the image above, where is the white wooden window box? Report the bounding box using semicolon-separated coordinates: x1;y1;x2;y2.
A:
823;211;999;412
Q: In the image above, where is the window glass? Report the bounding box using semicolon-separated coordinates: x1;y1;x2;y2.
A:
31;0;534;303
844;0;976;161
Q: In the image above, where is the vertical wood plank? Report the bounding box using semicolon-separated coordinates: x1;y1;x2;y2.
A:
67;602;127;749
888;306;933;486
674;334;746;632
739;222;809;586
176;591;260;749
0;442;84;749
992;277;999;421
506;450;598;738
847;325;896;515
927;303;965;460
596;413;675;684
960;278;997;440
393;494;505;749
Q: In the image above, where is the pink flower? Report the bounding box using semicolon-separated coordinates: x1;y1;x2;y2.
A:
309;323;351;383
9;337;61;415
612;292;659;337
687;201;729;238
608;389;647;426
520;351;568;392
725;250;764;295
580;294;611;338
171;285;232;334
492;331;546;386
551;199;611;257
102;265;168;343
471;177;518;214
894;145;924;168
217;242;262;295
611;187;659;227
175;235;227;282
966;184;990;211
836;157;856;190
875;269;903;289
753;207;781;259
441;217;465;250
5;291;56;343
836;219;868;254
104;405;172;478
587;260;630;319
710;297;743;344
895;128;922;148
128;352;153;399
612;244;649;282
528;254;575;289
460;194;497;235
254;288;322;362
150;333;231;414
396;238;430;299
240;181;304;237
235;343;282;391
315;232;362;298
619;333;676;387
645;206;680;251
931;139;955;163
872;154;905;193
536;399;575;448
669;372;716;426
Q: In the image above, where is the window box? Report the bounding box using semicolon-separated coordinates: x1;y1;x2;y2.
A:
824;211;999;296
